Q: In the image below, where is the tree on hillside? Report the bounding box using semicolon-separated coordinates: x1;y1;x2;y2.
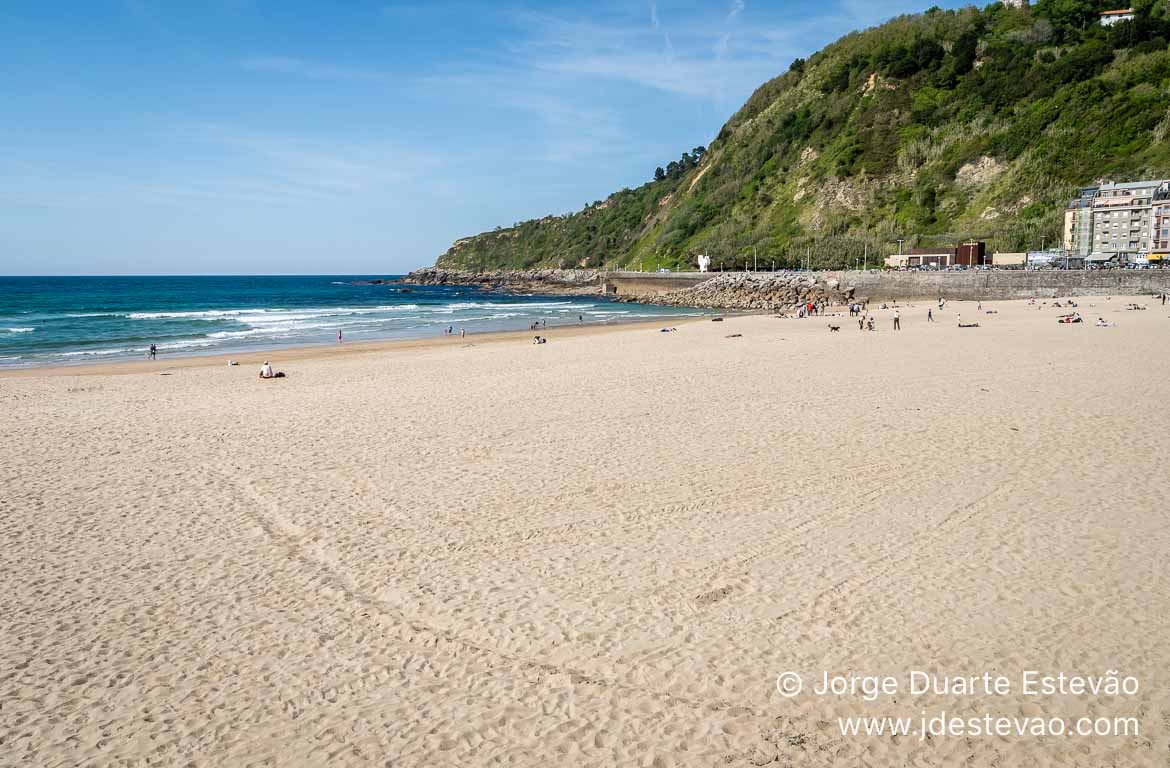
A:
654;166;666;182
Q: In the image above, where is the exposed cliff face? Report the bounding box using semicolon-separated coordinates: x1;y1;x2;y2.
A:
431;2;1170;272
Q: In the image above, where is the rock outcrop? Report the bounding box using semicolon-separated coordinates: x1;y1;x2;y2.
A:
400;268;604;296
617;273;854;311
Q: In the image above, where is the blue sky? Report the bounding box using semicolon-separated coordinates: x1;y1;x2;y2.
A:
0;0;955;275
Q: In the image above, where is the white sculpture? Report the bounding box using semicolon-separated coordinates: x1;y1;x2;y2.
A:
697;253;710;272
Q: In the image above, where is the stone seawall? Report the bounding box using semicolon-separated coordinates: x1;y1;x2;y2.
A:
842;269;1170;301
403;266;1170;307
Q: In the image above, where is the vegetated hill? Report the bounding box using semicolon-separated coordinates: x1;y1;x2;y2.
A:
437;0;1170;272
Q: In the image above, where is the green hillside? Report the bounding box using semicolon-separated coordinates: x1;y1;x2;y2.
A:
437;0;1170;271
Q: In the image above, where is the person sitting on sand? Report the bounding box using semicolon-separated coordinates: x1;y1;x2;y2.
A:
259;361;274;379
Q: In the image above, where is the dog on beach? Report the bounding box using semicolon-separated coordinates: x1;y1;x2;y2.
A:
828;324;841;332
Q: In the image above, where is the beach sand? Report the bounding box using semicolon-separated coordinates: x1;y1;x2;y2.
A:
2;296;1168;766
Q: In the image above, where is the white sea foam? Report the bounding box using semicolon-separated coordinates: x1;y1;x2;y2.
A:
205;329;265;340
59;347;135;357
128;309;262;320
128;305;421;323
6;327;35;333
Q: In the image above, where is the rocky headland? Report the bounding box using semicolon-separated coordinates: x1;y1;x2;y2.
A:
400;268;604;296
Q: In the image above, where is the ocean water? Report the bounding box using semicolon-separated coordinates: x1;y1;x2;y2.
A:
0;276;704;368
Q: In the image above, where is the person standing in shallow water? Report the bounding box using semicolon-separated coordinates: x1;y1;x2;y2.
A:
148;343;157;360
337;329;343;344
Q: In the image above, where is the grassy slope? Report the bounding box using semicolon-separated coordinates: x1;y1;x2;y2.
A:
437;0;1170;271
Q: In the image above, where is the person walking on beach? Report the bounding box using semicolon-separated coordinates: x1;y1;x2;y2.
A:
927;308;934;323
893;310;901;331
148;343;157;360
460;327;465;339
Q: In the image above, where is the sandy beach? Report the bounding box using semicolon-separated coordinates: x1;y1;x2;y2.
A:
2;296;1168;766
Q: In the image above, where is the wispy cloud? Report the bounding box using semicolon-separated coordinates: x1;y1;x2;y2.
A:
649;1;674;56
716;0;746;58
240;55;388;82
0;126;449;211
175;124;447;197
498;7;799;103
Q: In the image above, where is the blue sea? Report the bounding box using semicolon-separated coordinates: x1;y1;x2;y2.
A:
0;276;703;368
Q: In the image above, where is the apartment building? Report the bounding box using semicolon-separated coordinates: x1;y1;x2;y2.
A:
1064;179;1170;263
1153;195;1170;262
1062;187;1096;258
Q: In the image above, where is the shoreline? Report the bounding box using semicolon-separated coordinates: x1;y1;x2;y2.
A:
0;315;710;378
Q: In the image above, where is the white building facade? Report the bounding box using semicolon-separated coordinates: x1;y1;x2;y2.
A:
1100;8;1135;25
